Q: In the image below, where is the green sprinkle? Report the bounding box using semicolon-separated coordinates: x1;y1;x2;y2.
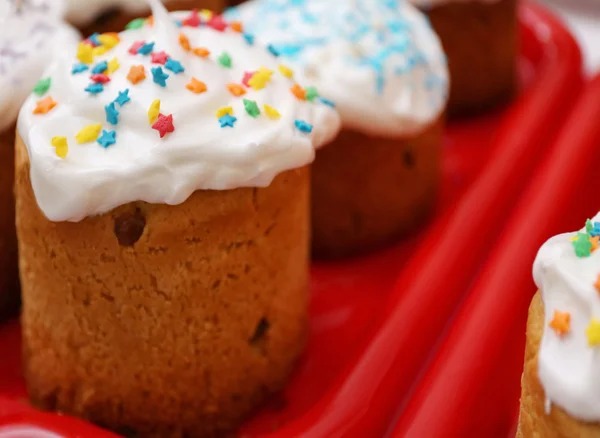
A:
305;86;319;102
33;77;51;96
587;219;594;233
243;99;261;118
126;18;146;30
573;232;593;258
217;52;232;68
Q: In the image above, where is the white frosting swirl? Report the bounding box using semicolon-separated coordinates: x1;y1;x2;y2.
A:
534;212;600;421
409;0;501;8
0;0;80;132
226;0;448;138
17;1;341;223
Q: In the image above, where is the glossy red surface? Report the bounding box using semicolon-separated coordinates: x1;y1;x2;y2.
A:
390;76;600;438
0;4;583;438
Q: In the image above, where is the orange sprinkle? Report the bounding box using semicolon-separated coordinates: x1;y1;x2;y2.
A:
179;33;191;52
591;236;599;252
186;78;207;94
193;47;211;58
549;310;571;336
33;96;57;114
595;274;600;293
146;15;154;26
227;83;246;97
230;21;243;33
127;65;146;84
290;84;306;101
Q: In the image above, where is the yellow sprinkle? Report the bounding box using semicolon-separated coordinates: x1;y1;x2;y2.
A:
216;106;233;118
148;99;161;124
278;65;294;79
76;42;94;64
76;124;102;144
51;136;68;159
92;45;109;56
264;104;280;120
248;73;269;91
98;34;119;49
200;9;214;19
587;318;600;346
257;67;273;78
106;57;120;75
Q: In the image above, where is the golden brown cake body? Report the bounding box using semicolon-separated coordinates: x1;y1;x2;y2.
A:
311;121;443;259
16;133;310;437
518;292;600;438
425;0;518;116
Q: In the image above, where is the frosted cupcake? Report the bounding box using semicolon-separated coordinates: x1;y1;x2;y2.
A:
518;214;600;437
0;0;80;318
228;0;449;258
16;0;340;436
411;0;517;115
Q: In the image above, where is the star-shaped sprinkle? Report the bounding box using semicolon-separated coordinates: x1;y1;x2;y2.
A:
77;42;94;64
151;51;169;65
243;34;254;45
97;130;117;148
319;97;335;108
243;99;260;118
291;84;307;100
152;114;175;138
193;47;210;58
278;65;293;79
587;318;600;346
573;232;593;257
179;33;191;51
33;77;51;96
72;63;89;74
186;78;207;94
148;99;161;124
219;114;237;128
242;71;254;87
295;120;313;133
592;236;600;253
591;221;600;237
126;18;146;30
85;83;104;95
305;86;319;102
217;52;232;68
216;106;233;118
107;57;120;74
227;83;246;97
98;33;120;49
88;33;101;47
165;58;184;74
151;67;169;87
76;124;102;144
264;104;280;120
207;15;227;31
268;45;280;57
248;73;269;91
182;10;201;27
92;45;109;57
230;21;243;33
51;136;68;158
549;310;571;336
91;73;111;84
33;96;57;114
138;41;155;55
128;41;145;55
105;102;119;125
127;65;146;84
92;61;108;75
115;89;131;106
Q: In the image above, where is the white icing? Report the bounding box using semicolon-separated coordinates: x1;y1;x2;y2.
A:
65;0;177;26
0;0;80;132
226;0;448;138
17;1;341;223
534;212;600;421
409;0;501;8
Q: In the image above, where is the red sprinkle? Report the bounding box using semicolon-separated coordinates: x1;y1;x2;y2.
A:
90;74;111;84
82;38;98;48
128;41;145;55
242;71;255;88
152;113;175;138
151;51;169;65
182;10;201;27
207;15;227;32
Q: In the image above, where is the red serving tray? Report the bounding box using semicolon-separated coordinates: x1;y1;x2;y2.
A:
0;3;583;437
390;76;600;438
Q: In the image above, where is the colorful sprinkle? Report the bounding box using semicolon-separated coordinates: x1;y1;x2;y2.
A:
76;124;102;144
587;318;600;346
267;44;280;57
573;232;593;258
98;33;120;49
243;99;260;118
319;97;336;108
227;83;246;97
186;78;207;94
182;10;201;27
278;65;294;79
192;47;210;58
91;74;111;84
33;77;51;96
97;130;117;148
105;102;119;125
127;65;146;84
165;58;185;74
243;34;254;45
151;51;169;65
115;89;131;106
126;18;146;30
207;15;227;32
148;99;161;124
138;42;155;55
248;72;269;91
218;114;237;128
152;114;175;138
151;67;169;87
291;84;307;101
179;33;191;51
88;33;101;47
107;57;120;74
549;310;571;336
295;120;313;133
218;52;232;68
76;42;94;64
264;104;280;120
51;136;68;159
305;86;319;102
242;71;254;87
92;61;108;74
216;106;233;118
72;63;89;74
230;21;243;33
85;83;104;95
128;41;145;55
33;96;57;114
92;45;109;57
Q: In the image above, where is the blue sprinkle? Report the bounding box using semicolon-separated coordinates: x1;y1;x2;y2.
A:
115;89;131;106
591;222;600;237
243;33;255;45
267;44;280;57
89;33;101;46
105;102;119;125
138;41;155;55
97;130;117;148
174;20;183;28
218;114;237;128
318;97;335;108
92;61;108;74
72;63;89;74
85;83;104;94
294;120;313;133
165;58;185;74
151;67;169;87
